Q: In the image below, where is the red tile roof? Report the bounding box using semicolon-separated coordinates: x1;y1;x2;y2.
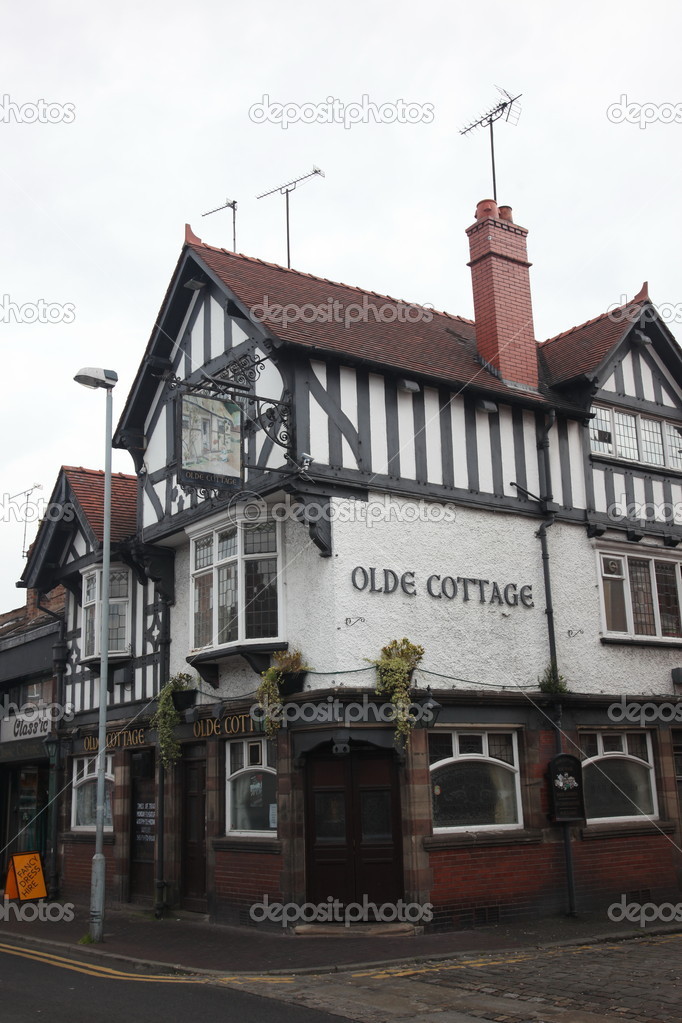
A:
187;241;569;406
539;303;643;386
63;467;137;543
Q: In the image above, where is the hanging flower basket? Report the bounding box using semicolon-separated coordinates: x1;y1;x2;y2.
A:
171;688;198;712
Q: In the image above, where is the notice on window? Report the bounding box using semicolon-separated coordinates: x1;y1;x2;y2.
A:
269;803;277;828
135;801;156;843
249;774;263;807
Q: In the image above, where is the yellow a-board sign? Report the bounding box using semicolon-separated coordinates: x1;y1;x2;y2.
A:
4;852;47;901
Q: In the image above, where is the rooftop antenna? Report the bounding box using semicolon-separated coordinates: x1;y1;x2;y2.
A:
202;198;237;251
460;87;522;202
13;483;43;558
257;165;325;268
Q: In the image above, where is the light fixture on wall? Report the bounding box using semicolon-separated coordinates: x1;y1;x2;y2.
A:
475;399;498;414
398;379;420;393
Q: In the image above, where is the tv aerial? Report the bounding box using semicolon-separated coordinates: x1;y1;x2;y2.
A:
460;87;522;202
257;165;325;268
202;198;238;251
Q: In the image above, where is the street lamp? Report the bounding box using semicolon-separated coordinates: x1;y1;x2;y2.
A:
74;366;118;942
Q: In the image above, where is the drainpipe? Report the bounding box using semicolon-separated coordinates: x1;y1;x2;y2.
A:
37;595;67;900
513;410;577;917
537;411;577;917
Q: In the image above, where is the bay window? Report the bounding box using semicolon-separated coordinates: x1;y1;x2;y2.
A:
82;568;131;658
191;520;280;650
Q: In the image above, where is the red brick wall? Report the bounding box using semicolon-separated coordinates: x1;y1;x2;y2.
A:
59;839;117;903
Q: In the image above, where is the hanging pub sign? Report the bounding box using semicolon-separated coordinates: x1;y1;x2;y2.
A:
548;753;585;823
177;392;243;491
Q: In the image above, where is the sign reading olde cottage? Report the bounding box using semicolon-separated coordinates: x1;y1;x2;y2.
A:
351;567;534;607
548;754;585;823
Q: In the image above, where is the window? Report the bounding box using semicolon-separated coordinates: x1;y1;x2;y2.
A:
191;520;279;650
599;552;682;640
580;731;657;823
71;755;114;830
226;737;277;834
590;405;682;470
82;568;131;658
429;731;523;831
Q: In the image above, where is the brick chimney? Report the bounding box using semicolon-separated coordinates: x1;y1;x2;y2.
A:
466;199;538;390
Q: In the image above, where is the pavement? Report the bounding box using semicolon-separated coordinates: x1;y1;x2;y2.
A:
0;900;680;976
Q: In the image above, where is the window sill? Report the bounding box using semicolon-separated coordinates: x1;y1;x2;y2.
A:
187;642;289;685
212;836;281;854
424;828;541;850
62;831;115;844
600;635;682;649
580;820;675;841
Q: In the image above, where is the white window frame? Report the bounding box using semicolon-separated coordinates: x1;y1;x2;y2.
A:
429;730;524;833
597;548;682;643
187;514;283;652
81;566;132;659
71;754;114;831
590;404;682;470
581;731;658;824
225;737;277;836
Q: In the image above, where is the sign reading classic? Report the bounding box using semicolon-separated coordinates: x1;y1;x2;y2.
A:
351;566;534;607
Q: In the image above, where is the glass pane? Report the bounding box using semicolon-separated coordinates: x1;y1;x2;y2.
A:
75;778;113;827
428;733;453;765
217;528;237;561
109;570;128;599
244;521;276;554
194;536;213;570
626;733;649;762
584;760;654;818
629;559;656;636
85;574;97;604
603;577;628;632
614;411;639;460
193;573;213;647
248;741;262;766
641;418;665;466
590;407;613;455
458;734;483;755
665;422;682;470
432;762;518;827
602;557;623;577
602;734;624;753
230;742;244;775
84;604;96;658
230;771;276;831
217;564;238;643
244;558;278;638
488;733;514;765
361;790;391;841
108;602;127;652
314;791;346;840
581;733;598;759
655;561;682;638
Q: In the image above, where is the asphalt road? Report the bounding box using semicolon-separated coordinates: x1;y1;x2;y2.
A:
0;942;345;1023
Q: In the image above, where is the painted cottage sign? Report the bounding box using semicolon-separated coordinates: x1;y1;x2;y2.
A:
351;567;534;607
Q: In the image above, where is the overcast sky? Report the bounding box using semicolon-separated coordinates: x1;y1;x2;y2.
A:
1;0;681;611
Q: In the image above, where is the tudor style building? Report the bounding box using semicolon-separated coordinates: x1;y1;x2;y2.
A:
14;199;682;927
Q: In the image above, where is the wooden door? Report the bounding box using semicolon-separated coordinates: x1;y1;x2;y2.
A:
181;748;207;912
306;750;403;911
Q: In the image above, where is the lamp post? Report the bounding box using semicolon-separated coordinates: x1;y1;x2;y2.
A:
42;733;60;899
74;367;118;942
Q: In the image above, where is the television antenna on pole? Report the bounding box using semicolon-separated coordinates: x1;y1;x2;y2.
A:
257;165;325;268
202;198;238;251
460;87;522;202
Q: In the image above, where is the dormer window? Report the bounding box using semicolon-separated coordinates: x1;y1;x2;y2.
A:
82;568;131;658
590;405;682;470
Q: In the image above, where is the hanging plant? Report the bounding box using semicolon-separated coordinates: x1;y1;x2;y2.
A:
367;638;425;746
151;672;197;768
256;650;310;738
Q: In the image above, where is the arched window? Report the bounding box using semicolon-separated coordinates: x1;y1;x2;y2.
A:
226;737;277;834
71;755;114;830
429;731;523;831
581;731;657;822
